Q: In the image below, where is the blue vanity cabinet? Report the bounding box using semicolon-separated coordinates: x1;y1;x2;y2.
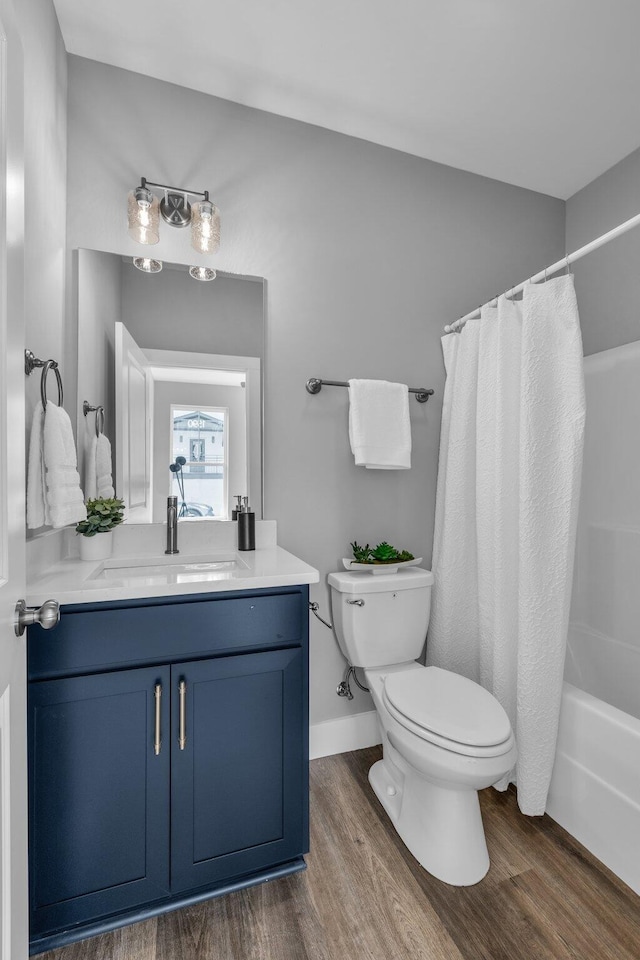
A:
27;586;309;955
29;666;171;940
171;647;304;891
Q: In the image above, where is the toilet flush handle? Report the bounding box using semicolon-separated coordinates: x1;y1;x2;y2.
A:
346;599;365;607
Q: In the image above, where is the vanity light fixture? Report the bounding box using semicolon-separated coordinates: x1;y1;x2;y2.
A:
189;265;217;282
133;256;163;274
127;177;220;254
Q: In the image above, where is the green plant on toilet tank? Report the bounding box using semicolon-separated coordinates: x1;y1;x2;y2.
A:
76;498;125;537
350;541;414;564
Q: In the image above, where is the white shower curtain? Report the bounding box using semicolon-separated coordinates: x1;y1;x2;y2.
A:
427;275;585;815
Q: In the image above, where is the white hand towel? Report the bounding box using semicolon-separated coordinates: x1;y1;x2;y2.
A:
27;401;50;529
84;435;98;500
96;433;115;499
348;379;412;469
42;403;87;528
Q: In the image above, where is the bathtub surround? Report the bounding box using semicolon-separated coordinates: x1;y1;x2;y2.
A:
545;339;640;894
548;683;640;896
428;277;585;815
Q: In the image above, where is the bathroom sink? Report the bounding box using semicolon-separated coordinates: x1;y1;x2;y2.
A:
88;554;248;587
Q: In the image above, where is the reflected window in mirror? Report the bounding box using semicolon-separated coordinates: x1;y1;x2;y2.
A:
171;406;228;519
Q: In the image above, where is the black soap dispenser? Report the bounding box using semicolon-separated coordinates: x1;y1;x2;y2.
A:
237;497;255;551
231;494;243;521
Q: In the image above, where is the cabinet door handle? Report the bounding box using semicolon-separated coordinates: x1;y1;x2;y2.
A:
178;680;187;750
154;683;162;756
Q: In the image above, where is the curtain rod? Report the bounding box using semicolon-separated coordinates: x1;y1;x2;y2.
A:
445;209;640;334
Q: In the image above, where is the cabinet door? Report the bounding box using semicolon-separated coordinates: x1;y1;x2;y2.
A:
29;666;171;938
171;648;304;892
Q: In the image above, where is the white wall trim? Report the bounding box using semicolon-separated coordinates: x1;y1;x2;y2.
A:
309;710;381;760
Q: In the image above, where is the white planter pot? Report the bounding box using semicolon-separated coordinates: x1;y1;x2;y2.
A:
78;530;113;562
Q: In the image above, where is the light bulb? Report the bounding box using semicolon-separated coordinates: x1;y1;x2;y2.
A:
189;265;216;282
128;186;160;244
133;257;163;273
191;200;220;254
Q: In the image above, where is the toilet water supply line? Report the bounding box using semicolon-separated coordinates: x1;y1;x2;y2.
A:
308;602;370;699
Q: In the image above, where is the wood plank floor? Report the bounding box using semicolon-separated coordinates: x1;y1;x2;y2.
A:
40;746;640;960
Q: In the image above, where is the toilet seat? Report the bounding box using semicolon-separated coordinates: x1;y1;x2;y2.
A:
382;666;514;758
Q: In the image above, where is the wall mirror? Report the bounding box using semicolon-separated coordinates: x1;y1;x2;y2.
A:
76;249;264;523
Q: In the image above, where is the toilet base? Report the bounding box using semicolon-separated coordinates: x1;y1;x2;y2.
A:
368;758;490;886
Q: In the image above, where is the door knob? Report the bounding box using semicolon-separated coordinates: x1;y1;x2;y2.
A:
14;599;60;637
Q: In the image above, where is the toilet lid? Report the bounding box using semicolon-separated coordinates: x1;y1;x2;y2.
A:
383;667;511;747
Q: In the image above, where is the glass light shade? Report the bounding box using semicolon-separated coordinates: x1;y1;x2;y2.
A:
128;187;160;244
191;200;220;254
133;257;163;274
189;265;217;282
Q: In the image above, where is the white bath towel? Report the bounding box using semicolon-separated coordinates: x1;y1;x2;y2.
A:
27;401;49;529
85;433;115;500
348;379;411;469
42;403;87;528
84;435;98;501
96;433;115;498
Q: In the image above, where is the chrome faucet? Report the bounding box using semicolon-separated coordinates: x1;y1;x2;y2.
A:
165;496;179;555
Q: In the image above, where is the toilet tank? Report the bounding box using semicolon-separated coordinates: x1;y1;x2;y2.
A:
328;568;434;669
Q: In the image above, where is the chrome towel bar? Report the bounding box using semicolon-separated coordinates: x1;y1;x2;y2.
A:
306;378;434;403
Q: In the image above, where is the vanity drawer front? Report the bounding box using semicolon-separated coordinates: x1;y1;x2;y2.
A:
29;589;307;680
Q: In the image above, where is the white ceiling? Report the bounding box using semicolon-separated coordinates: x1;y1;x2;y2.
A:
53;0;640;199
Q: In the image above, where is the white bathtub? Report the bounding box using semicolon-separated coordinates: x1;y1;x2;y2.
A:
547;674;640;895
546;339;640;895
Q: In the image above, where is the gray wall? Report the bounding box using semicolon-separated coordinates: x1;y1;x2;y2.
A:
66;55;565;725
566;145;640;356
16;0;67;419
9;0;67;501
10;0;67;538
121;265;264;358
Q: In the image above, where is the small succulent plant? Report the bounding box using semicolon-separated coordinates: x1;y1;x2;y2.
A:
76;497;125;537
350;540;414;564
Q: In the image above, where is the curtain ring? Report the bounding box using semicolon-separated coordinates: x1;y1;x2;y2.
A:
544;266;548;283
565;255;572;275
40;360;63;409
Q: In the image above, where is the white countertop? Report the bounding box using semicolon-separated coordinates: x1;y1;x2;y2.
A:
27;546;319;606
26;523;319;606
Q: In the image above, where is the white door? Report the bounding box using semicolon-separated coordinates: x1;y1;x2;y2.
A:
0;3;29;957
115;321;154;522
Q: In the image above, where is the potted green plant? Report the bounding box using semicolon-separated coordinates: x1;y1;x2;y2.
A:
76;497;125;561
349;541;415;565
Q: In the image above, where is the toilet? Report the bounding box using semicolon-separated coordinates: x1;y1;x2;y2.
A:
328;566;516;886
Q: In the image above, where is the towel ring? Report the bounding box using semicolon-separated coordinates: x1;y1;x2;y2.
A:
41;360;63;409
83;400;105;437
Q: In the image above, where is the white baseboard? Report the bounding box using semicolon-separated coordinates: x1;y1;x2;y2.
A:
309;710;381;760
